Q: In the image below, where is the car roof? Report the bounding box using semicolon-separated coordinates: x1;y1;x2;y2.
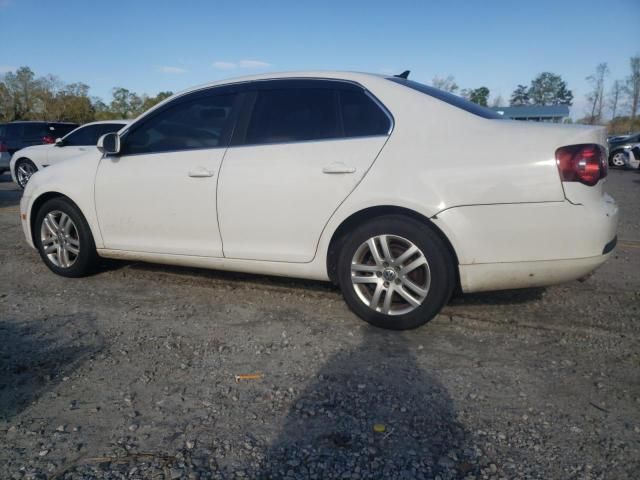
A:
177;71;385;95
77;120;130;126
7;120;79;124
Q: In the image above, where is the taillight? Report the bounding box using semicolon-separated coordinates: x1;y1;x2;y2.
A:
42;135;56;144
0;141;7;152
555;144;607;187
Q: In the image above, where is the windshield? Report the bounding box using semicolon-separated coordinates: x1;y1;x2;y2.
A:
387;77;503;119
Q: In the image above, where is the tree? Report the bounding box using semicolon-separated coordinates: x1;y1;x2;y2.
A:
468;87;490;106
490;94;504;108
627;55;640;121
608;80;623;120
2;66;40;120
510;84;530;106
585;63;608;124
528;72;573;106
431;75;458;93
141;91;173;112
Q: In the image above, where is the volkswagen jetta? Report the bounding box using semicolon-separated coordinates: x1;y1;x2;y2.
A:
19;71;618;329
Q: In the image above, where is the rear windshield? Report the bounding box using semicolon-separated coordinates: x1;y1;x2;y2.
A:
387;77;503;119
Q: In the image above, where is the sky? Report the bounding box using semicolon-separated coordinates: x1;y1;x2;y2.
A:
1;0;639;118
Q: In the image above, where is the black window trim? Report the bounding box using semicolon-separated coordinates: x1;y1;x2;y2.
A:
228;78;394;148
117;86;244;157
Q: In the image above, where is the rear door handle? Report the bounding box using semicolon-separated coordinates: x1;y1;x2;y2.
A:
188;167;214;178
322;163;356;174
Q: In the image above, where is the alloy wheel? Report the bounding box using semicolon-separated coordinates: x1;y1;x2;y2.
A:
16;161;37;188
40;210;81;268
611;152;626;167
350;234;431;316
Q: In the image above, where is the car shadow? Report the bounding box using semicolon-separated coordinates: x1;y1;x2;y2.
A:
449;287;545;306
255;327;477;478
0;314;104;421
120;261;339;295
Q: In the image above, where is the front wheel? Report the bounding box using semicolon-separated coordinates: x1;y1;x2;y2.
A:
34;197;99;277
337;215;456;330
15;158;38;189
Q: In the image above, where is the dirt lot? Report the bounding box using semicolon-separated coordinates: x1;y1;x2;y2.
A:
0;169;639;480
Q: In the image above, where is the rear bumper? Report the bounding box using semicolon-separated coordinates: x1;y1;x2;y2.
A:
459;251;613;292
433;195;618;293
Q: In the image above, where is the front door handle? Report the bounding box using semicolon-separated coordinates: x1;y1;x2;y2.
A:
188;167;214;178
322;163;356;174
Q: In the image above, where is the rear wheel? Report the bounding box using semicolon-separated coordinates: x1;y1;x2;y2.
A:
15;158;38;189
610;151;626;168
34;197;99;277
337;215;456;330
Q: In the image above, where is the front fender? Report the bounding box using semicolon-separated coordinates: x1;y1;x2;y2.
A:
23;152;104;249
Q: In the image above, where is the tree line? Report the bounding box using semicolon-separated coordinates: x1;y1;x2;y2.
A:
432;55;640;133
2;58;639;134
0;67;172;124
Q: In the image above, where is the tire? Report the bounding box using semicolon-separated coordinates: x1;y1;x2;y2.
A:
337;215;456;330
15;158;38;189
34;197;99;278
610;151;626;168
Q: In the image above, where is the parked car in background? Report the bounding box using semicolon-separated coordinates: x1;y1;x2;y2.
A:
19;71;618;330
11;121;128;188
0;123;10;175
2;121;78;154
608;132;640;167
623;144;640;170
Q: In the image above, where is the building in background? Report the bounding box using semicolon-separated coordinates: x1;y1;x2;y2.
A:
491;105;570;123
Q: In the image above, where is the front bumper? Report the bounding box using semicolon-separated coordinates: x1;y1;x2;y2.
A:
20;194;34;249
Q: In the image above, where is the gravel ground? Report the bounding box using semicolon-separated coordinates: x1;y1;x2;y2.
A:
0;169;639;480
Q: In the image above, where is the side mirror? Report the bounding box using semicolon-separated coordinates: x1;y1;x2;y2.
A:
55;138;64;146
97;132;121;155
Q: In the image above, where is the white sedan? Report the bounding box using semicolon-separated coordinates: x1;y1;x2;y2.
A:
19;71;618;330
11;120;129;188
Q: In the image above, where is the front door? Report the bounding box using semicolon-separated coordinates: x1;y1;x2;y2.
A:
95;90;239;257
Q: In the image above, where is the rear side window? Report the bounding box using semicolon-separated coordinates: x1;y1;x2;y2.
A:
245;88;339;144
22;124;48;137
122;93;236;155
339;89;390;137
4;124;21;138
388;77;503;119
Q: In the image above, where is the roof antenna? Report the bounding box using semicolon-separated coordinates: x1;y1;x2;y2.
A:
395;70;410;79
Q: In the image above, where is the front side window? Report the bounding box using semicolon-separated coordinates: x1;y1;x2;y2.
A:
51;124;77;137
122;93;236;155
245;88;339;145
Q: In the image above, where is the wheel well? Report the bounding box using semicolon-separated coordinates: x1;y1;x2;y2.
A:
29;192;71;245
15;157;34;165
325;205;460;286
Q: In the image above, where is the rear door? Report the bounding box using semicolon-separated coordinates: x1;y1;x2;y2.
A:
217;79;392;262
